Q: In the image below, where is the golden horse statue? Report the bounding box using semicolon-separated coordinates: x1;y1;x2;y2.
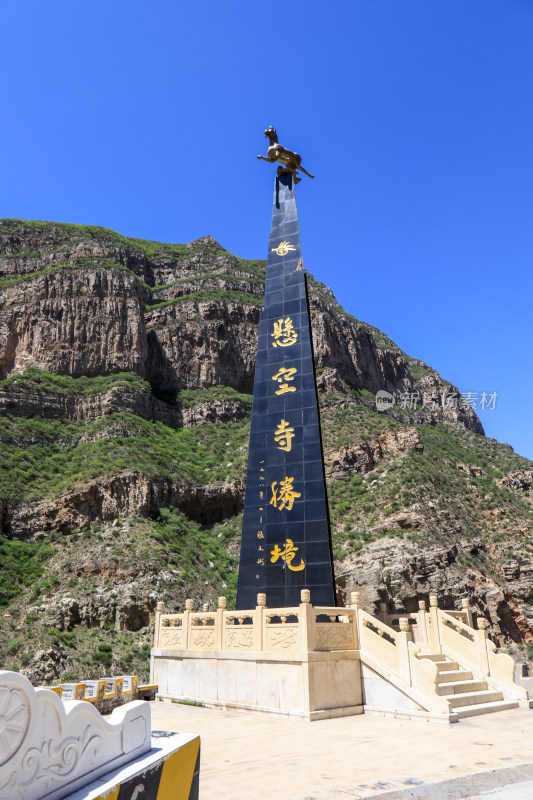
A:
257;127;314;184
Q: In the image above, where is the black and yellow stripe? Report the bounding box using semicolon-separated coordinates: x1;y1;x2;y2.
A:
92;736;200;800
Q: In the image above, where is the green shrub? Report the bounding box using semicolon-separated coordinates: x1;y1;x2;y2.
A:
0;538;53;607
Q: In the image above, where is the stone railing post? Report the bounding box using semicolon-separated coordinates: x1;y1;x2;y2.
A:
379;602;388;624
216;596;226;650
153;601;165;648
429;594;441;650
299;589;314;652
256;593;266;650
349;591;360;649
462;597;474;628
398;618;412;685
417;600;429;647
476;617;490;674
183;598;194;650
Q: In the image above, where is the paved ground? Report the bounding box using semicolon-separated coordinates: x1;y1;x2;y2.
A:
467;781;533;799
150;702;533;799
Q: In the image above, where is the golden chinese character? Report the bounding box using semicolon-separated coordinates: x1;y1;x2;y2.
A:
272;366;297;394
274;419;295;452
271;241;297;256
257;558;265;566
270;538;305;572
271;317;298;348
269;476;301;512
257;531;264;539
258;545;264;551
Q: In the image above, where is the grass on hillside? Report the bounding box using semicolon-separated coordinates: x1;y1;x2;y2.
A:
0;538;53;608
0;411;250;502
0;368;253;411
323;396;532;552
0;219;266;283
0;510;243;679
146;288;264;312
0;368;150;396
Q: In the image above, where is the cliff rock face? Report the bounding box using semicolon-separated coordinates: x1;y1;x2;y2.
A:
146;301;259;392
0;269;149;379
10;473;244;536
0;219;531;682
324;427;424;480
0;381;249;428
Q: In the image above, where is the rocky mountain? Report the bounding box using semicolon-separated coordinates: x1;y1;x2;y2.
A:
1;218;532;684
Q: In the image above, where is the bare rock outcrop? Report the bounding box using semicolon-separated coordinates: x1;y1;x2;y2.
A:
44;591;157;633
146;299;260;392
24;643;71;685
336;537;532;645
0;269;149;379
499;470;533;492
456;462;488;478
324;427;424;480
6;472;245;536
0;382;249;428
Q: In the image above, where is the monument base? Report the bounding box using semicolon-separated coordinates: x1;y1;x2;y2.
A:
152;648;363;721
151;592;531;724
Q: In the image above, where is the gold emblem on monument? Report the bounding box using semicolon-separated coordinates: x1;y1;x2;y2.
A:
271;241;297;256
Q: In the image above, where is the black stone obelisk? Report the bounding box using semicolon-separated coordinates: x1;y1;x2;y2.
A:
236;174;335;609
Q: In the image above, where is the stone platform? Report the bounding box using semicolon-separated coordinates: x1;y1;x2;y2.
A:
150;592;529;724
150;700;533;800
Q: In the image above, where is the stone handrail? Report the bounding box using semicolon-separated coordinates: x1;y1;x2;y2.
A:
357;608;451;716
0;670;151;800
446;609;470;622
358;609;398;643
439;609;476;639
154;597;357;654
485;639;527;699
435;609;528;701
358;608;404;686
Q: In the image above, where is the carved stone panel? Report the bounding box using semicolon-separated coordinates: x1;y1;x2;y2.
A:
189;629;216;650
265;625;299;651
315;623;354;651
160;628;184;649
225;627;255;650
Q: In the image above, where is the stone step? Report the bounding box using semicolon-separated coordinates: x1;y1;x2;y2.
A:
436;669;473;683
437;679;488;696
418;653;447;662
434;660;460;672
455;699;519;719
446;690;503;709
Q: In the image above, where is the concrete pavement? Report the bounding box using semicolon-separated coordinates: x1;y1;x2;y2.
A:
149;701;533;799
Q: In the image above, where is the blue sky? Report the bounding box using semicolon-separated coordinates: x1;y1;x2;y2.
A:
2;1;532;458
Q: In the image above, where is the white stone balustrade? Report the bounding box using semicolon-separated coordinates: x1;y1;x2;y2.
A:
155;597;357;655
0;670;151;800
151;591;529;722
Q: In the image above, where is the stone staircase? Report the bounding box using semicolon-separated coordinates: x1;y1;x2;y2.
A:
420;653;519;719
